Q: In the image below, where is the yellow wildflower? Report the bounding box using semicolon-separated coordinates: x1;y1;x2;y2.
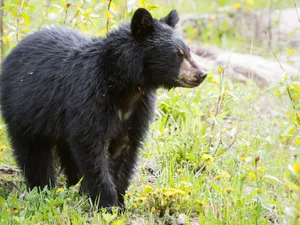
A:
233;3;242;9
201;154;214;163
217;66;224;74
225;188;233;193
294;164;300;174
214;175;221;181
245;0;254;5
220;170;231;179
56;187;64;195
2;35;12;43
136;197;147;202
196;200;208;207
211;77;218;84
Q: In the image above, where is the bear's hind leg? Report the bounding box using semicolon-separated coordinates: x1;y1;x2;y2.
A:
68;136;118;208
11;133;55;190
56;140;81;186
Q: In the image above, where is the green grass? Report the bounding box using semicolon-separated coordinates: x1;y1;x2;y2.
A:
0;0;299;224
1;0;292;56
0;73;299;224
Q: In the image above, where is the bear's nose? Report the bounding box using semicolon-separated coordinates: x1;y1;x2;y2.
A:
197;71;207;82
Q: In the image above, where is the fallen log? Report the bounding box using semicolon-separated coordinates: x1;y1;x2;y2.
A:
191;45;300;87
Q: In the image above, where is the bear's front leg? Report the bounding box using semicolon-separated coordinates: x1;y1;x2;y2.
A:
112;140;139;209
113;92;156;209
68;126;118;209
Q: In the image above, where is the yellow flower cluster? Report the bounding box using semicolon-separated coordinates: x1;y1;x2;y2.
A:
56;187;64;195
201;154;214;163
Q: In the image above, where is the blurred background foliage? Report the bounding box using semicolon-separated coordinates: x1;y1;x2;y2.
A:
0;0;291;58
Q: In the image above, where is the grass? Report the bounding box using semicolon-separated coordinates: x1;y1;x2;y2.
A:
0;0;300;224
0;73;299;224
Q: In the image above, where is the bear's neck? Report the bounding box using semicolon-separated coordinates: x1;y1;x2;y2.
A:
100;27;149;90
84;27;157;110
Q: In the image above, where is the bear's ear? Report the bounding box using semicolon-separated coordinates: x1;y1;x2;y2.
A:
131;8;154;39
160;9;179;28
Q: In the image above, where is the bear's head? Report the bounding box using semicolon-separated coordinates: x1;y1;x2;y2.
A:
131;8;207;89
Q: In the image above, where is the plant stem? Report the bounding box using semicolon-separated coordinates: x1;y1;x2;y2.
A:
0;0;3;62
106;0;112;32
15;0;25;42
38;0;51;29
70;0;86;25
63;6;69;24
265;30;285;72
255;157;260;225
293;0;300;23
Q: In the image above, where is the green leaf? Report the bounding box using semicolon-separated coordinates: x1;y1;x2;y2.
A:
198;213;205;224
282;124;296;137
284;47;295;56
84;8;94;17
22;12;30;25
87;18;97;29
52;4;63;10
140;0;148;8
226;90;240;101
110;2;118;12
102;212;117;223
143;185;154;194
1;4;16;10
112;218;126;225
0;196;5;212
284;179;299;191
218;0;226;7
24;3;36;10
265;200;280;205
208;181;222;193
221;22;228;30
216;147;227;156
11;10;18;18
147;4;160;10
263;175;283;184
291;81;300;92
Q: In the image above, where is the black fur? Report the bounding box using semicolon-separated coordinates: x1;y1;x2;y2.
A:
131;8;154;39
0;8;204;209
160;10;179;28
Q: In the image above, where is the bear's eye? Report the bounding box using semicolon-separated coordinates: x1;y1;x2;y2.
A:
177;49;184;57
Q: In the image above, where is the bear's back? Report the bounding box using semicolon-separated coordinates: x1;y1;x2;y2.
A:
0;27;96;138
2;26;92;72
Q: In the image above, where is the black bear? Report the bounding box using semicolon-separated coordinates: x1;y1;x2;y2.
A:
0;8;206;209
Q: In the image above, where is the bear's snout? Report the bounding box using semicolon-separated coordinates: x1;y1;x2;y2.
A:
177;55;207;88
197;70;207;83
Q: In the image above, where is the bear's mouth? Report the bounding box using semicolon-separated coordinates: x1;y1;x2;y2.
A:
176;79;201;88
